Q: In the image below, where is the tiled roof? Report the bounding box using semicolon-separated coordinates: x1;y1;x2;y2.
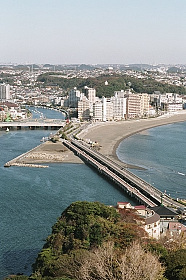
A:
134;205;146;210
168;222;186;232
150;205;178;217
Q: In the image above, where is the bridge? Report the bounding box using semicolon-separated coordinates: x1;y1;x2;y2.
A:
0;119;66;130
63;139;182;209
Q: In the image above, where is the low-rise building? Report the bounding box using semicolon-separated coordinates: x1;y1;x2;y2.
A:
117;202;161;239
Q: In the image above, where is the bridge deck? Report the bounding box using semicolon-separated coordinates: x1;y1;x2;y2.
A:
0;119;65;128
63;139;182;209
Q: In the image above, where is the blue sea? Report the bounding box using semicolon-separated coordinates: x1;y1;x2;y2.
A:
0;108;132;279
0;108;186;278
116;122;186;199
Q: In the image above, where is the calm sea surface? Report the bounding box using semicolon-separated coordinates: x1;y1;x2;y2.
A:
0;108;132;279
117;121;186;200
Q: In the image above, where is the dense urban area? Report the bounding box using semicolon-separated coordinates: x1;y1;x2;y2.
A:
1;63;186;122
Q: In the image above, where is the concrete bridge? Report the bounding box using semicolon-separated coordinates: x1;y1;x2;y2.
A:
0;119;66;130
63;139;182;209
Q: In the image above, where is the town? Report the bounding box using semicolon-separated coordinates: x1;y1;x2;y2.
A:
0;63;186;122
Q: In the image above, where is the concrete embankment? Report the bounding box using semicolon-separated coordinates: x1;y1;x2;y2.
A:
6;163;49;168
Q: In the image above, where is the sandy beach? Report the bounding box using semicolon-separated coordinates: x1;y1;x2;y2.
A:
78;112;186;167
9;111;186;167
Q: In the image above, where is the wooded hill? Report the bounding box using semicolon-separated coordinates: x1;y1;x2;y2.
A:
5;201;186;280
37;73;186;97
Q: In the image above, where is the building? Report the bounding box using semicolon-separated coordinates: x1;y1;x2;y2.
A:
140;93;150;116
163;102;183;112
150;205;179;235
168;222;186;237
68;87;83;108
84;86;98;118
0;83;10;101
144;209;161;239
84;86;96;104
127;93;142;118
117;202;160;239
93;100;103;121
112;90;127;120
78;96;90;120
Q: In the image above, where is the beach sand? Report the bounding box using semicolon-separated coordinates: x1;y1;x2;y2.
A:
13;112;186;167
16;141;83;164
78;112;186;168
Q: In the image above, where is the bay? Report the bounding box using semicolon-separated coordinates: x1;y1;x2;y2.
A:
0;108;132;279
116;122;186;200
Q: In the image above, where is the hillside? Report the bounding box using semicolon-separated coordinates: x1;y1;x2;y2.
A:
5;201;186;280
37;73;186;97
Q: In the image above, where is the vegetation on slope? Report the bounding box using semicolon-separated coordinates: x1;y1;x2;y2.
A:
5;201;186;280
37;73;186;97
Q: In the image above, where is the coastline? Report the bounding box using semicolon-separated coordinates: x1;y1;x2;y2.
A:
6;111;186;168
78;112;186;168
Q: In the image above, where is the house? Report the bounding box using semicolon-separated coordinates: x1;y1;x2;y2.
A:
144;210;160;239
150;205;179;235
117;202;133;209
168;222;186;236
117;202;161;239
134;205;146;216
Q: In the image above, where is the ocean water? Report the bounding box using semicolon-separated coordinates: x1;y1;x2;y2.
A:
116;122;186;199
1;108;186;279
0;108;131;279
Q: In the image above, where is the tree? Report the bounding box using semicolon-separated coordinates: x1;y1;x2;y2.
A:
77;241;165;280
165;249;186;280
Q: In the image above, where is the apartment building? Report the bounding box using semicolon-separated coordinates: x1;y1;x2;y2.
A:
0;83;10;101
68;87;83;108
93;101;103;121
78;96;90;120
126;93;142;118
112;90;127;120
139;93;150;117
84;86;96;104
103;97;113;121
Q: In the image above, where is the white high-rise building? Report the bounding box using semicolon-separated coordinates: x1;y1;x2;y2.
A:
103;97;113;121
93;101;103;121
68;87;83;108
112;90;127;120
0;83;10;101
140;93;150;117
84;86;96;104
78;96;90;120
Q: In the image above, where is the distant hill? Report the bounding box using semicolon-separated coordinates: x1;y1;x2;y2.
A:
37;73;186;96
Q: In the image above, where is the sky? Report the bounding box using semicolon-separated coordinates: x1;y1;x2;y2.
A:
1;0;186;65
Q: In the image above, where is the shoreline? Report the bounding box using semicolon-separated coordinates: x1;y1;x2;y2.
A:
78;112;186;168
5;111;186;168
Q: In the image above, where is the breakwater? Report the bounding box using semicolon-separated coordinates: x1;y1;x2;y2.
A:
6;162;49;168
4;143;48;168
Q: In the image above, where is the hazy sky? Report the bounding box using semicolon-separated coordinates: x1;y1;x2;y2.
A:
1;0;186;65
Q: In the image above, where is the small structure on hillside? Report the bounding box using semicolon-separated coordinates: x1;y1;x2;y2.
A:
117;202;160;239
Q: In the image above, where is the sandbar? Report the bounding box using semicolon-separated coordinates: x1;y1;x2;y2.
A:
15;141;83;165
